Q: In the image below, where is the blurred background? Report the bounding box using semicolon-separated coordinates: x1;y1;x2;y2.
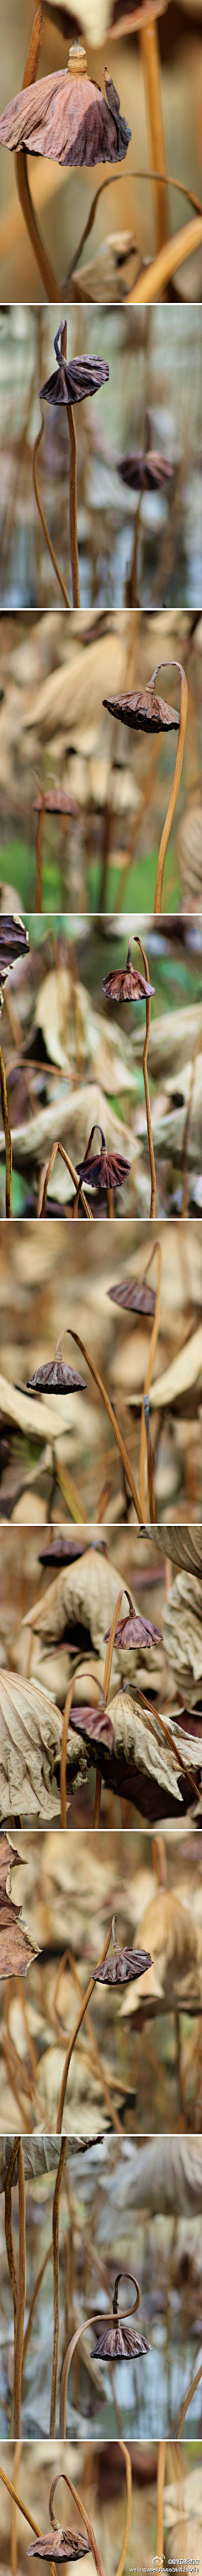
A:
1;2135;202;2434
0;609;201;912
0;309;201;607
1;1828;202;2131
0;2438;200;2573
0;0;201;296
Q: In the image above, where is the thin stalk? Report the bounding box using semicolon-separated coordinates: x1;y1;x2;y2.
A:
56;1921;113;2132
0;1042;12;1216
104;1589;124;1707
15;7;57;299
50;2136;67;2435
157;2441;166;2558
66;407;80;606
60;2319;135;2440
4;2139;19;2431
135;934;156;1213
115;2441;132;2576
68;1328;141;1522
54;1943;123;2135
136;1681;202;1810
173;2353;202;2436
126;493;142;607
0;2467;56;2576
23;2239;52;2368
11;2441;22;2576
139;1240;161;1516
131;211;202;299
13;2144;26;2437
35;806;44;909
33;419;71;606
144;1391;157;1522
60;1679;75;1828
141;21;168;250
49;2473;105;2576
38;1137;93;1220
149;660;188;913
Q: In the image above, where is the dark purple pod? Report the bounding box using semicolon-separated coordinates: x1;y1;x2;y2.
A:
27;1359;87;1394
77;1145;130;1190
91;2320;151;2357
117;451;173;493
93;1926;152;1983
27;2533;90;2562
103;965;154;1002
108;1276;156;1314
104;1601;162;1650
0;56;130;167
40;354;109;406
103;687;179;732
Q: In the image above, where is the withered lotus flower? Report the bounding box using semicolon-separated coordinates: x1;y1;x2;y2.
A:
93;1913;152;1983
27;1358;87;1393
40;325;109;408
103;688;179;733
27;2535;90;2563
75;1124;130;1192
39;1534;106;1565
0;45;131;167
0;916;29;976
104;1592;162;1650
34;782;78;816
103;941;154;1003
117;451;173;493
91;2269;151;2362
70;1696;114;1750
108;1275;156;1314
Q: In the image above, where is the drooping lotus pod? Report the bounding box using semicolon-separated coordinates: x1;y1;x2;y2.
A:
91;2266;151;2361
0;45;131;167
103;687;179;732
93;1913;152;1982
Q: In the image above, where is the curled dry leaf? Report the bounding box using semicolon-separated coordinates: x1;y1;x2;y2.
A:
120;1888;202;2015
163;1572;202;1711
148;1526;202;1580
23;1548;128;1654
0;1831;36;1979
0;1671;63;1822
102;1688;183;1803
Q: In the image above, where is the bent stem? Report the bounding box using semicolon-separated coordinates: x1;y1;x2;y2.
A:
0;1042;12;1216
15;8;58;298
55;1941;123;2135
38;1138;93;1220
173;2353;202;2436
56;1921;113;2132
135;933;156;1216
0;2465;56;2575
141;21;168;251
60;2301;138;2437
68;1328;142;1522
131;210;202;299
50;2136;67;2435
33;417;71;607
115;2441;132;2576
49;2473;106;2576
139;1240;161;1515
151;660;188;912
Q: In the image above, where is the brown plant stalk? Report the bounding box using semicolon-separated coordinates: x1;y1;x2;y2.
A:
68;1328;142;1521
116;2441;132;2576
151;660;188;912
54;1943;123;2137
50;2136;67;2436
131;211;202;300
139;1240;161;1514
4;2138;19;2430
140;21;168;252
13;2144;26;2437
33;417;71;606
15;8;57;299
0;2467;56;2576
60;321;80;607
135;935;156;1214
60;1678;76;1829
173;2353;202;2436
11;2441;22;2576
56;1920;113;2133
157;2442;166;2559
38;1138;93;1220
0;1042;12;1215
50;2472;105;2576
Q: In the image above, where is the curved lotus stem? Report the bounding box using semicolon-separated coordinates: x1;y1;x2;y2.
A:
14;9;58;297
131;210;202;300
33;416;71;607
149;661;188;913
68;1327;142;1521
130;933;156;1216
56;1918;113;2133
49;2475;106;2576
60;2276;141;2432
0;1042;12;1216
139;1239;161;1517
115;2442;132;2576
140;21;168;251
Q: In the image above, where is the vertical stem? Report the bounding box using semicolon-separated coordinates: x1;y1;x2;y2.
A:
67;406;81;606
115;2442;132;2576
49;2473;105;2576
4;2139;19;2432
0;1042;12;1216
50;2137;67;2435
60;1679;75;1828
141;21;168;250
11;2441;22;2576
35;808;44;910
135;936;156;1215
153;661;188;912
13;2144;26;2437
56;1921;113;2132
139;1241;161;1515
157;2441;166;2559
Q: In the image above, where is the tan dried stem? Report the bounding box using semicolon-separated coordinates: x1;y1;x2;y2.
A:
0;1042;12;1216
134;934;156;1215
23;2240;52;2368
93;1587;123;1829
50;2136;67;2435
58;324;80;608
139;1240;161;1515
141;21;168;251
149;660;188;912
131;212;202;300
0;2466;56;2576
173;2353;202;2436
56;1920;113;2133
54;1943;123;2134
115;2441;132;2576
33;419;71;607
13;2144;26;2436
11;2442;22;2576
157;2441;166;2558
15;10;58;298
68;1328;142;1522
60;1678;76;1828
49;2473;105;2576
60;2297;139;2436
38;1138;93;1220
4;2137;19;2430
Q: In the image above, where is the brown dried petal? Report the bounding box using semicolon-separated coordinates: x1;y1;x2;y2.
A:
40;355;109;405
27;2534;90;2562
0;70;130;167
117;451;173;492
108;1276;156;1314
27;1360;87;1393
91;2323;151;2356
103;689;179;733
0;1832;35;1980
0;915;29;976
104;1610;162;1648
93;1939;152;1982
103;967;155;1001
